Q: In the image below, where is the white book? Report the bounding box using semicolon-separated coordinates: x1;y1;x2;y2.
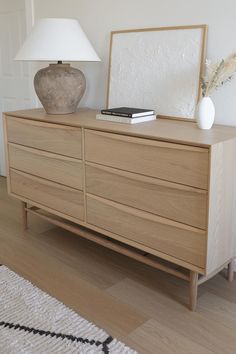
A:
96;113;157;124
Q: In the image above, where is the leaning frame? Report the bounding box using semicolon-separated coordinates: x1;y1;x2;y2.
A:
106;24;208;122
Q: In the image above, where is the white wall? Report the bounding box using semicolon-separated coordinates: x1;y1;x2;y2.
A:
34;0;236;125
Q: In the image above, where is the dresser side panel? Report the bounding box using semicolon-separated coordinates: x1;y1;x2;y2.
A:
206;140;236;274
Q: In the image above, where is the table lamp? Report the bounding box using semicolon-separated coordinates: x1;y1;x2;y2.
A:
15;18;100;114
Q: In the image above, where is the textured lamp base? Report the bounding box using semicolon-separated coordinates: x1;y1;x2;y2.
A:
34;63;86;114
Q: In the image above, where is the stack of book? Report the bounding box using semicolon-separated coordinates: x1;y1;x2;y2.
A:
96;107;156;124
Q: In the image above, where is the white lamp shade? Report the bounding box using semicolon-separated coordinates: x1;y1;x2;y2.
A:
15;18;100;62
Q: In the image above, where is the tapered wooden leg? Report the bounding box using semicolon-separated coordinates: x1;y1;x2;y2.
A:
21;202;28;230
228;259;234;282
189;271;198;311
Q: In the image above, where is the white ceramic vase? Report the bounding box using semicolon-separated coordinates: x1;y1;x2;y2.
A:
197;97;215;130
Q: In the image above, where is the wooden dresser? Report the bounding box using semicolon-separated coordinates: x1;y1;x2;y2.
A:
3;108;236;310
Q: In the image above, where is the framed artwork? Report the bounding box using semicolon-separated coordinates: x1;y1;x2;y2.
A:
107;25;207;120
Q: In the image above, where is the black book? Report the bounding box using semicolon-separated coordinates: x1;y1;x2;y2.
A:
101;107;155;118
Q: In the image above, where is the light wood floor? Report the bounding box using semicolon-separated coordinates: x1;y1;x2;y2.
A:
0;177;236;354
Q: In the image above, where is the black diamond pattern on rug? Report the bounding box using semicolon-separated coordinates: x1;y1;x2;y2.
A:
0;320;113;354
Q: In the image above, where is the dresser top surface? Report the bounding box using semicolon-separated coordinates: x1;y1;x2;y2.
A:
4;108;236;147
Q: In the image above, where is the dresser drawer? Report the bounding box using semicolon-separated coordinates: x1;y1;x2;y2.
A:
8;144;83;190
87;195;206;268
6;116;82;158
10;169;84;220
86;163;207;229
85;130;209;189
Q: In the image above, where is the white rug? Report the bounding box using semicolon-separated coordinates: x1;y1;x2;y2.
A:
0;265;137;354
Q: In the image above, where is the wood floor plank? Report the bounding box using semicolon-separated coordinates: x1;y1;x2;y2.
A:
107;278;236;354
125;319;215;354
202;274;236;304
197;292;236;331
38;227;128;289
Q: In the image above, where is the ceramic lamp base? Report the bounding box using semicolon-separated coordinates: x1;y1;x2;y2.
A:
34;63;86;114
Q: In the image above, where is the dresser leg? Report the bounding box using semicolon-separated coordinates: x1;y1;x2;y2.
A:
228;259;234;282
21;202;28;230
189;271;198;311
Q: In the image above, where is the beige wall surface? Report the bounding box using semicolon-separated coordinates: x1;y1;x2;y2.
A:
34;0;236;126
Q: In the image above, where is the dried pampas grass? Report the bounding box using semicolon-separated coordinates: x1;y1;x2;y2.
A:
201;53;236;97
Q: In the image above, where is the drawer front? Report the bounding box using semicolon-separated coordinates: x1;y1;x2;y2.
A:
10;169;84;220
86;164;207;229
9;144;83;190
87;195;206;268
6;116;82;158
85;130;209;189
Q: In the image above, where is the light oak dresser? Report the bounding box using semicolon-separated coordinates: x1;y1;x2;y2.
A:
3;108;236;310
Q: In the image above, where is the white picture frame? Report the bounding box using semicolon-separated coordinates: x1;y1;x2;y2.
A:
107;25;207;120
